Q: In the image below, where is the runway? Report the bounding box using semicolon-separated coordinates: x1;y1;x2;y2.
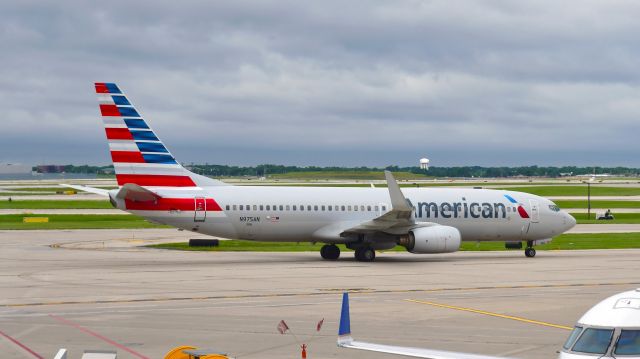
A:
1;229;639;359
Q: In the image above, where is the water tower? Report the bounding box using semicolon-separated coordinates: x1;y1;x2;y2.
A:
419;158;430;170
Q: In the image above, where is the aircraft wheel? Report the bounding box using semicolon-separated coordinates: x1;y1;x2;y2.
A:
320;244;340;260
355;247;376;262
525;248;536;258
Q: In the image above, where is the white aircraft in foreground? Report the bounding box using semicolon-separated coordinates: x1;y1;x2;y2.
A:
69;82;576;261
559;288;640;358
338;289;640;359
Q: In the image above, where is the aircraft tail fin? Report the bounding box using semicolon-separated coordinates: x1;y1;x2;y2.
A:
95;82;227;188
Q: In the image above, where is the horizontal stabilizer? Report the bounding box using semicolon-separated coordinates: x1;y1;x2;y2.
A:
61;184;109;197
115;183;161;202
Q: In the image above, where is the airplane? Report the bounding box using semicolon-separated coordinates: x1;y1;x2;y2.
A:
67;82;576;262
559;288;640;358
338;289;640;359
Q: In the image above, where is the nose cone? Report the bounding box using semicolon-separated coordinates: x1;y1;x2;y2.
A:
563;212;577;232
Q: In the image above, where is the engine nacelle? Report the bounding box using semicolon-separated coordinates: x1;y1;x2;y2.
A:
401;226;461;254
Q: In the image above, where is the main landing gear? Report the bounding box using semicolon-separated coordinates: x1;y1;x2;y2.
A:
320;244;340;260
354;247;375;262
525;241;536;258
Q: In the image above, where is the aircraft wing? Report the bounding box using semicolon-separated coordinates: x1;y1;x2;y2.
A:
340;340;506;359
337;293;509;359
340;171;416;235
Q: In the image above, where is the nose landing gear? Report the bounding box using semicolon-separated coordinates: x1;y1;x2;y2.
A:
524;241;536;257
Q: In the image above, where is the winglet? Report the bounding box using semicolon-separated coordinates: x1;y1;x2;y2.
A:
384;171;412;211
337;292;353;346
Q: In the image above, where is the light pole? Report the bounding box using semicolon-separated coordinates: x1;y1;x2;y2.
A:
587;180;591;219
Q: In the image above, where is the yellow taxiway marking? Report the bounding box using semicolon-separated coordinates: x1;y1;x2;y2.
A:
405;299;573;330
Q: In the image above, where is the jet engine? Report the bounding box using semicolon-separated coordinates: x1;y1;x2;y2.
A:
399;226;461;254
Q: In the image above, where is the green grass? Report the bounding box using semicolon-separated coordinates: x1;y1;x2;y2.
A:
0;192;59;196
500;186;640;196
149;232;640;252
150;241;329;252
460;233;640;251
2;187;66;192
570;212;640;224
0;200;111;209
0;214;167;230
2;186;117;192
556;200;640;209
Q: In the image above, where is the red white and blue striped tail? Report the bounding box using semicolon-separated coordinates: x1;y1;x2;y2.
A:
96;82;224;188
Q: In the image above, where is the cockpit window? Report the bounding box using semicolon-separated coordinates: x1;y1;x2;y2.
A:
572;328;614;354
615;330;640;355
549;204;561;212
563;326;583;350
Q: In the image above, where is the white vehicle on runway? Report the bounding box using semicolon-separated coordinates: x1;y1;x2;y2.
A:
559;288;640;358
338;289;640;359
69;82;576;262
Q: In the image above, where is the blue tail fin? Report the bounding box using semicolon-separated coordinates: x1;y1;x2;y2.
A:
339;292;351;336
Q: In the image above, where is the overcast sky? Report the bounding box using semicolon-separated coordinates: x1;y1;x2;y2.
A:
2;1;640;167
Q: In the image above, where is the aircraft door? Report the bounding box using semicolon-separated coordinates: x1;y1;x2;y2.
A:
529;199;540;223
194;197;206;222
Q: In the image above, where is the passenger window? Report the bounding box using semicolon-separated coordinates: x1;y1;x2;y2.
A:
328;206;332;211
300;205;304;211
279;205;283;211
314;205;318;211
361;205;365;211
232;205;237;211
321;205;325;211
246;205;250;210
253;205;257;211
266;205;270;210
615;330;640;355
354;205;358;211
367;206;372;211
286;205;290;211
308;205;312;211
375;206;379;211
382;206;386;211
225;205;230;210
346;205;350;211
260;205;264;211
293;205;297;211
572;328;613;354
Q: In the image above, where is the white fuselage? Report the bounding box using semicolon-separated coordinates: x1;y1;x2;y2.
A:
117;186;575;244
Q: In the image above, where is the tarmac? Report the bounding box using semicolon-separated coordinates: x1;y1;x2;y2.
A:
1;229;640;359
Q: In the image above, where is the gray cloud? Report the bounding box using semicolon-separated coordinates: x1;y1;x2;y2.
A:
1;0;640;167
